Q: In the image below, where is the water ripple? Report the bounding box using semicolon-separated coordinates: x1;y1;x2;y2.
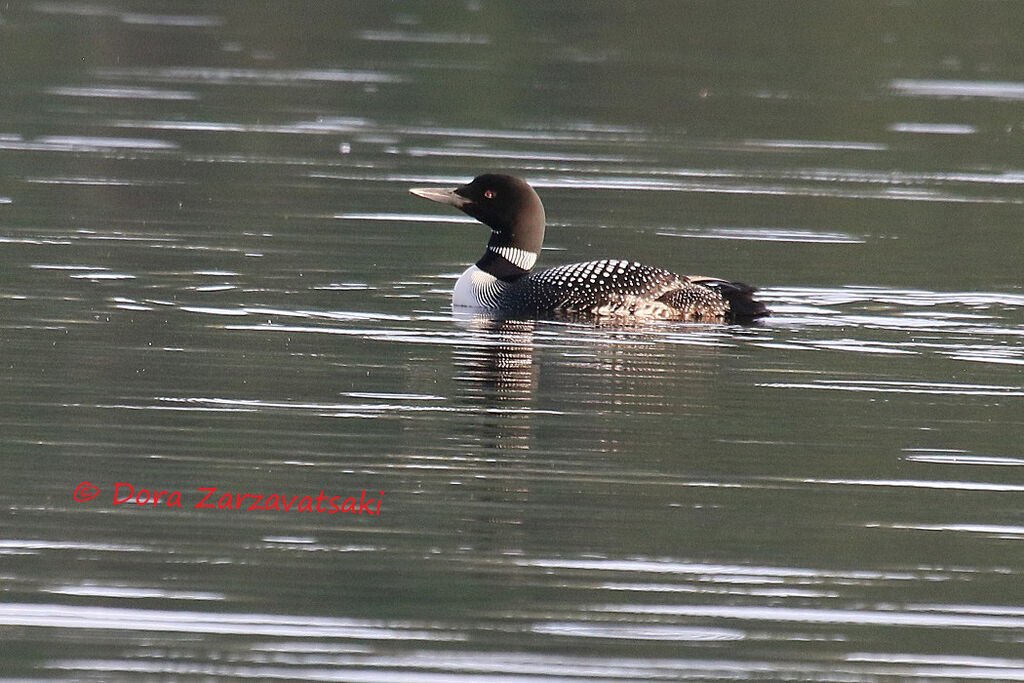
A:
758;380;1024;397
0;603;464;640
93;66;403;85
596;603;1024;629
46;86;197;100
658;227;866;244
890;78;1024;101
356;30;490;45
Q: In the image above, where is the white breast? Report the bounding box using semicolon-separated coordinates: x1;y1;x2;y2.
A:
452;265;506;309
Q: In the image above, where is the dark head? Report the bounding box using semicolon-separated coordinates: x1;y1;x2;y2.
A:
410;174;546;255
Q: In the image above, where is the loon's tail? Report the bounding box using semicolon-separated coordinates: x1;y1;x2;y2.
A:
692;278;770;321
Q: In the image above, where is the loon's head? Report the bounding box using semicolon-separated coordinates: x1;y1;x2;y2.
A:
410;174;546;260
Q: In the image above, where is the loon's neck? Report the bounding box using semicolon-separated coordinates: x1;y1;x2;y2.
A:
476;245;538;282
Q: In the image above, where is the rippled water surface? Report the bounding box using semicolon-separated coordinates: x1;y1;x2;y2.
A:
3;2;1024;680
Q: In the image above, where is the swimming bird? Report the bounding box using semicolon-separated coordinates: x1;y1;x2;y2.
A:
410;174;768;322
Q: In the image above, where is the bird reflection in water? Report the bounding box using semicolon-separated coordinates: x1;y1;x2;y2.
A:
452;313;539;420
450;314;731;446
446;314;733;561
447;314;540;555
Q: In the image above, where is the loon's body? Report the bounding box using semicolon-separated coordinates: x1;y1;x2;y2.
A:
410;174;768;322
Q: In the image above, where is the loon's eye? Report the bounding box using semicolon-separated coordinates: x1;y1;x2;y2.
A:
483;189;497;199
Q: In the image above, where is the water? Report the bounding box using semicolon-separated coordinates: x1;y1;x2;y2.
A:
2;1;1024;680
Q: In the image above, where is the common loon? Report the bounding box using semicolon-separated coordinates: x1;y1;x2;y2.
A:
410;174;768;322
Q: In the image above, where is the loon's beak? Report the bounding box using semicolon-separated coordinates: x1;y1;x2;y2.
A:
409;186;470;209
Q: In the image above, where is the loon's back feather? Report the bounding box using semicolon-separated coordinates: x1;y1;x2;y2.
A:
676;278;768;320
497;259;765;322
530;260;679;308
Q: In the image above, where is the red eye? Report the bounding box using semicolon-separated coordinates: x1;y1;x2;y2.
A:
483;189;496;199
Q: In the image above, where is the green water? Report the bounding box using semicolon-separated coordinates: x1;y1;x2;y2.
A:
2;2;1024;680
